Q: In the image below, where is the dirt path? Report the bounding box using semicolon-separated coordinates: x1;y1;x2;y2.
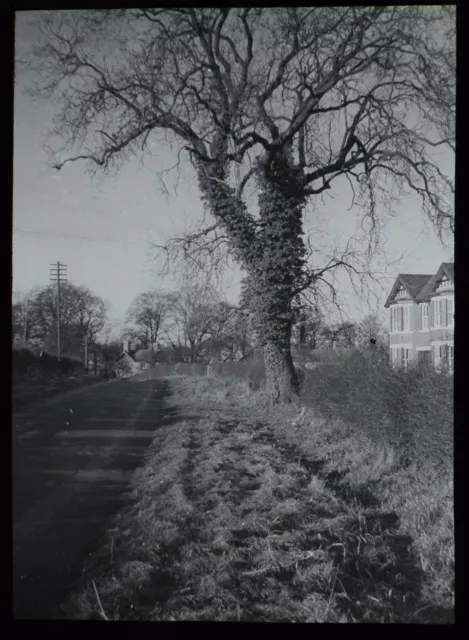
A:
12;377;176;619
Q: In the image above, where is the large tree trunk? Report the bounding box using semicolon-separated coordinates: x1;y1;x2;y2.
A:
195;141;306;403
254;151;307;404
264;338;300;404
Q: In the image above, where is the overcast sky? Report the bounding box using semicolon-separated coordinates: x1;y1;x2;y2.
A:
13;11;454;333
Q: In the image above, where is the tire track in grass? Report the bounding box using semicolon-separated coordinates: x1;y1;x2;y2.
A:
132;417;205;619
168;417;343;621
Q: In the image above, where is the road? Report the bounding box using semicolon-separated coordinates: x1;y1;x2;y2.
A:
12;374;176;619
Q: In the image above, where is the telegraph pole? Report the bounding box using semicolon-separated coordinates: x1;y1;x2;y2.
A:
84;331;88;373
49;261;67;361
23;299;29;348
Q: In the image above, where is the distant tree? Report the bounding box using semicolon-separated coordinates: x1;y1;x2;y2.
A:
321;324;340;350
357;312;389;350
12;301;27;348
23;7;455;402
203;304;254;362
292;304;325;351
225;309;255;362
164;284;226;363
25;283;108;357
337;321;358;348
125;290;171;350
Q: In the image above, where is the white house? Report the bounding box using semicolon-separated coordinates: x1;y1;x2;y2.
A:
384;262;454;371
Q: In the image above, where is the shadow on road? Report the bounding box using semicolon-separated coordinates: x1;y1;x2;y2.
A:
13;377;178;620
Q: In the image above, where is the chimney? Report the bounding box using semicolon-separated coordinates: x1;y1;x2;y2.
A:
123;340;129;353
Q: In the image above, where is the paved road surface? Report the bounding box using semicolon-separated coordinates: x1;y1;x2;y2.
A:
12;375;177;619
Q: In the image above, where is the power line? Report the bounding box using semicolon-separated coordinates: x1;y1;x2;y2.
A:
13;227;154;246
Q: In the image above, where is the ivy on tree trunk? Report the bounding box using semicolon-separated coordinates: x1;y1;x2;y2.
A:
244;151;307;403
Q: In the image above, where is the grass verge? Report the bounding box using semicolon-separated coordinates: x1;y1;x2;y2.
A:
64;375;453;622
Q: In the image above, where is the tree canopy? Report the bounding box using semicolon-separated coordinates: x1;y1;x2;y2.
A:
21;7;455;401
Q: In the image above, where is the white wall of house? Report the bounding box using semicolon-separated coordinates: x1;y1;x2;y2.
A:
389;299;418;362
387;274;454;371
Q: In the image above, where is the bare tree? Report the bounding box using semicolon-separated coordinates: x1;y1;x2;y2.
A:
336;321;359;348
25;283;108;356
292;303;325;351
163;284;224;363
22;7;455;402
202;303;254;362
12;300;31;349
125;290;171;350
321;324;344;350
357;312;389;350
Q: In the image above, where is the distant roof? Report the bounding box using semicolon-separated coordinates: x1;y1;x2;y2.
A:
115;351;136;362
442;262;454;282
384;273;431;307
415;274;437;302
399;274;432;299
385;262;454;307
416;262;454;302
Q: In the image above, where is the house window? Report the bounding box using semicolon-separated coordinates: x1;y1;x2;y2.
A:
396;287;407;299
421;303;429;330
446;298;454;327
401;348;410;371
433;344;453;369
391;306;410;332
438;344;454;372
402;306;410;332
434;299;443;327
391;347;410;369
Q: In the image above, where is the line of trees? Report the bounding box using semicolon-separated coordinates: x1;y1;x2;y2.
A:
12;282;108;361
293;307;388;352
123;283;254;364
122;283;389;365
12;279;389;373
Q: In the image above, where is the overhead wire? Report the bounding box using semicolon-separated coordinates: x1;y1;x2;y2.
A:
13;227;153;245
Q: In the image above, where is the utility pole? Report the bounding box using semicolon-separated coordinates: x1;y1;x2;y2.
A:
23;299;29;348
49;261;67;361
84;331;88;373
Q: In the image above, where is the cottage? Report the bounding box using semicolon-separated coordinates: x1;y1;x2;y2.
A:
114;341;139;378
134;349;158;369
384;262;454;371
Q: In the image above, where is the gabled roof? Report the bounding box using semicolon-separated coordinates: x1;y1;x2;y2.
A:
384;273;432;308
416;262;454;302
442;262;454;282
385;262;454;307
115;350;136;363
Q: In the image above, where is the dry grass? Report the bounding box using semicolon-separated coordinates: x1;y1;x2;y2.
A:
64;370;453;623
